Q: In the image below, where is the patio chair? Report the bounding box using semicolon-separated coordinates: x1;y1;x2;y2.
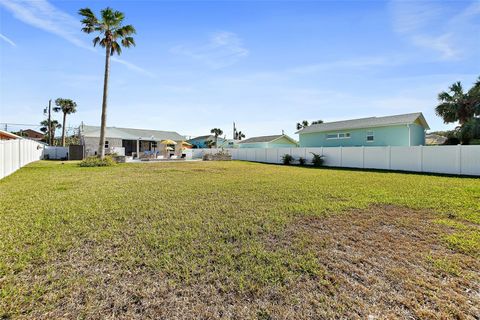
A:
171;155;178;159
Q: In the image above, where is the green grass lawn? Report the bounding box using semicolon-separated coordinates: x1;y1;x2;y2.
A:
1;161;479;319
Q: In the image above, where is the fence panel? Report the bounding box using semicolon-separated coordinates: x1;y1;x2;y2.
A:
341;147;364;168
390;147;422;172
422;146;459;175
364;147;389;170
461;146;480;176
0;139;44;180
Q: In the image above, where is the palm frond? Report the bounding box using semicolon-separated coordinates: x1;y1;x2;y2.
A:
438;91;453;102
93;36;101;47
110;41;122;56
121;37;135;48
99;38;108;48
115;25;136;38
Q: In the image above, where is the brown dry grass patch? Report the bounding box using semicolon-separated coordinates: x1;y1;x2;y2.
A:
11;206;479;320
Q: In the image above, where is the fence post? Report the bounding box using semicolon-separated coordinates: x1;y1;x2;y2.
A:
361;146;365;168
457;144;462;175
419;145;423;173
387;146;391;170
340;146;343;167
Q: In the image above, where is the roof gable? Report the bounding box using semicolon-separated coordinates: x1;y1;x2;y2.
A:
296;112;430;134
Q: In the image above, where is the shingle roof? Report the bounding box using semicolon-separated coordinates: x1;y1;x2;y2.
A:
80;125;185;141
239;134;298;144
296;112;429;134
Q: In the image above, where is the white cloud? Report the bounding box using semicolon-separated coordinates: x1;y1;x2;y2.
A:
0;32;16;46
171;31;249;68
389;0;480;60
289;56;400;75
0;0;152;76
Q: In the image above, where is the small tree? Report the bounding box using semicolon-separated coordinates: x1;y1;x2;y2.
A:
282;154;294;165
311;152;325;167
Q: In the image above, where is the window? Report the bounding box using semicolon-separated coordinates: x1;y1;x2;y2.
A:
366;131;374;142
326;132;351;140
104;140;109;148
151;141;157;148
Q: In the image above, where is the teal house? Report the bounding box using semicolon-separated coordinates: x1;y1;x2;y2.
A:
297;112;429;147
238;134;298;148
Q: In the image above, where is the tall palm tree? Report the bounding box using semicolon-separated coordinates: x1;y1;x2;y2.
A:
40;120;61;145
210;128;223;148
79;7;136;159
53;98;77;146
435;78;480;126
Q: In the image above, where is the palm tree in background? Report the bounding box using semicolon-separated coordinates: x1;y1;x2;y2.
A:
435;79;480;126
236;131;245;140
210;128;223;148
53;98;77;146
296;120;323;130
296;120;309;130
40;120;61;145
435;78;480;144
79;7;136;159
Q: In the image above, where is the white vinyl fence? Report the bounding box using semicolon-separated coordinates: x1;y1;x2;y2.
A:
0;139;44;180
193;146;480;176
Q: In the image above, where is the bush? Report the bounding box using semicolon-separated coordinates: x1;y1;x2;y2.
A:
79;155;117;167
298;157;306;165
311;153;325;167
282;154;294;165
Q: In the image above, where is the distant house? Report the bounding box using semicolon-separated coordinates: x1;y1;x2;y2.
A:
188;135;238;148
0;130;21;140
80;125;185;157
19;129;44;141
238;134;298;148
296;112;430;147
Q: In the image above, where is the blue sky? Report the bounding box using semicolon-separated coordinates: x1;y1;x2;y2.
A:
0;0;479;139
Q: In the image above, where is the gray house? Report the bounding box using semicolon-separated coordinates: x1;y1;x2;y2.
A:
80;125;185;157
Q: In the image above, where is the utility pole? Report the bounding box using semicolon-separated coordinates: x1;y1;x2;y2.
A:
233;122;236;140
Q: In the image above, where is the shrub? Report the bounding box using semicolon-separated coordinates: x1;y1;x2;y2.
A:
298;157;306;165
79;155;116;167
282;154;294;165
311;153;325;167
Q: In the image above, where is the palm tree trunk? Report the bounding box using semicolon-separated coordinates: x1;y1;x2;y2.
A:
61;112;67;147
215;135;218;148
98;44;111;159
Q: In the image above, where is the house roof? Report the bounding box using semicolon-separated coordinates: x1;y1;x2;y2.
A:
188;135;218;141
239;134;297;144
80;125;185;141
296;112;430;134
0;129;22;140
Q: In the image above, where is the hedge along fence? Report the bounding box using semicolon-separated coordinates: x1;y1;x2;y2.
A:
0;139;44;180
193;146;480;176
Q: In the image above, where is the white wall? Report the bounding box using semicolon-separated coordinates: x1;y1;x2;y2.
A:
192;146;480;176
43;146;69;160
0;139;44;180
